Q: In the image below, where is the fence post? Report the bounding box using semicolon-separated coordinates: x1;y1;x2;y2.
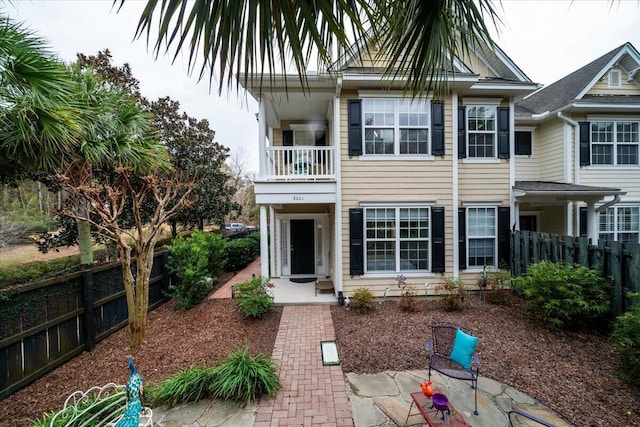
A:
611;241;623;317
82;270;96;351
577;237;589;267
512;231;521;276
563;235;574;265
162;251;170;297
550;234;560;262
522;231;530;272
531;232;540;263
631;245;640;296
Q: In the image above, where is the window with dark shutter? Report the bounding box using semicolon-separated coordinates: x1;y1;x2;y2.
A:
348;100;363;156
497;107;510;159
458;106;466;159
431;100;445;156
431;207;445;273
515;131;532;156
458;208;467;270
579;122;591;166
349;208;364;275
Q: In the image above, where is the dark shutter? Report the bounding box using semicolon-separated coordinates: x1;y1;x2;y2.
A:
458;208;467;270
431;207;445;273
349;208;364;275
283;130;293;164
497;207;511;267
431;100;445;156
348;100;363;156
458;106;467;159
515;131;532;156
497;107;510;159
579;207;588;237
579;121;591;166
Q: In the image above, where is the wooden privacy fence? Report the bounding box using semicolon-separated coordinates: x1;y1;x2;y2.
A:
512;231;640;316
0;250;173;400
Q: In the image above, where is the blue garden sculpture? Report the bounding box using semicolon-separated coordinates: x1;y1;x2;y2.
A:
114;358;144;427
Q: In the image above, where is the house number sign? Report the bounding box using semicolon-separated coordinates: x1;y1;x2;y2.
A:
293;195;304;201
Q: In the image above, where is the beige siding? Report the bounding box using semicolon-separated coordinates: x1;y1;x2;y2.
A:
537;119;565;182
587;70;640;95
540;206;566;235
339;91;455;297
459;162;509;201
459;49;496;78
515;128;540;181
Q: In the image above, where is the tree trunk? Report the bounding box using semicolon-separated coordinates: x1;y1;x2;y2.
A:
170;220;177;238
77;219;93;265
37;181;43;214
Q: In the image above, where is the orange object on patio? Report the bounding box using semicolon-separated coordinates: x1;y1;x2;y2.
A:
405;391;469;427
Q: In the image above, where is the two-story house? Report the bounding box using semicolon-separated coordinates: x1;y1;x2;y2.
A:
243;39;541;301
514;42;639;244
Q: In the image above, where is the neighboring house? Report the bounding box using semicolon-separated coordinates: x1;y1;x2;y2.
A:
514;42;639;244
242;39;541;299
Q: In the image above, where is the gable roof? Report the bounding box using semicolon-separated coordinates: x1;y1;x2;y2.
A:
517;42;640;115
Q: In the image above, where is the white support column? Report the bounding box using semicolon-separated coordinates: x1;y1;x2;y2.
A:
258;101;266;179
259;205;269;278
587;202;598;244
269;206;276;277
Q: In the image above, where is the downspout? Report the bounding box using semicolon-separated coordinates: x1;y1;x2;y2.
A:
334;77;343;297
599;194;622;212
557;112;580;235
452;91;459;278
509;98;515;230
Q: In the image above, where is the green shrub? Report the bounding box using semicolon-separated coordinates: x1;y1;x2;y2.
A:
613;292;640;386
512;260;611;329
350;287;377;314
146;366;212;407
225;238;257;272
209;346;280;402
436;277;466;311
234;276;273;318
167;232;227;310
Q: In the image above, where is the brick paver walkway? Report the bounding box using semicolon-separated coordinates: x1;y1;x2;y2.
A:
255;305;353;426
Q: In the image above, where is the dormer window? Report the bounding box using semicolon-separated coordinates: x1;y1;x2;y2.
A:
609;69;622;87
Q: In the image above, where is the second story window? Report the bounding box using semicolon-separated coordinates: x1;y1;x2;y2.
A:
591;120;639;165
363;98;429;156
467;106;496;158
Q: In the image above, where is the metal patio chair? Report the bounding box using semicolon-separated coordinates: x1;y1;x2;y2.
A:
426;321;480;415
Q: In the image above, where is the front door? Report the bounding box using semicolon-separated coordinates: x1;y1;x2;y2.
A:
290;219;315;275
520;215;537;232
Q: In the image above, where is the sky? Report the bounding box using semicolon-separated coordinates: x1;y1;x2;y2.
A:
5;1;640;174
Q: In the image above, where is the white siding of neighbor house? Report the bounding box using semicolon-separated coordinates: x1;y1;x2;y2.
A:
339;91;455;297
581;169;640;200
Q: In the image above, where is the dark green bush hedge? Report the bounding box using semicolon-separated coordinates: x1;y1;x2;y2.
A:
613;292;640;386
225;237;257;272
167;232;227;310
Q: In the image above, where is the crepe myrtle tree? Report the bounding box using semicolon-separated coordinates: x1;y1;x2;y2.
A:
60;166;196;348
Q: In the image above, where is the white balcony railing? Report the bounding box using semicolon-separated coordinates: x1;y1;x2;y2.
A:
264;146;335;180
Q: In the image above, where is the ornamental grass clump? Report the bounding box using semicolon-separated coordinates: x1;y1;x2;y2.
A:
208;346;280;402
147;366;212;407
512;260;611;330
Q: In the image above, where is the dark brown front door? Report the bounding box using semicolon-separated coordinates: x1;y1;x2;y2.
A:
290;219;315;275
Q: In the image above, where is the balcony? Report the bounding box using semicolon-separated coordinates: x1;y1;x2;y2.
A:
263;146;336;181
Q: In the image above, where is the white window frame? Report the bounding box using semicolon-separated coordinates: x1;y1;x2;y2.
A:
590;120;640;166
515;127;535;157
466;206;498;270
362;203;432;277
608;69;622;87
360;97;432;159
599;205;640;244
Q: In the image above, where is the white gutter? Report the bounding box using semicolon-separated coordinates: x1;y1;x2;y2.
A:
452;91;459;278
598;194;623;212
557;112;580;236
334;77;344;296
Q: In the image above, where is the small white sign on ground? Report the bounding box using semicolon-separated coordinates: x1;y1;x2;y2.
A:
321;340;340;365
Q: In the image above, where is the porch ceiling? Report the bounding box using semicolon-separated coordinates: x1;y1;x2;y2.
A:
514;181;625;203
262;91;334;127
